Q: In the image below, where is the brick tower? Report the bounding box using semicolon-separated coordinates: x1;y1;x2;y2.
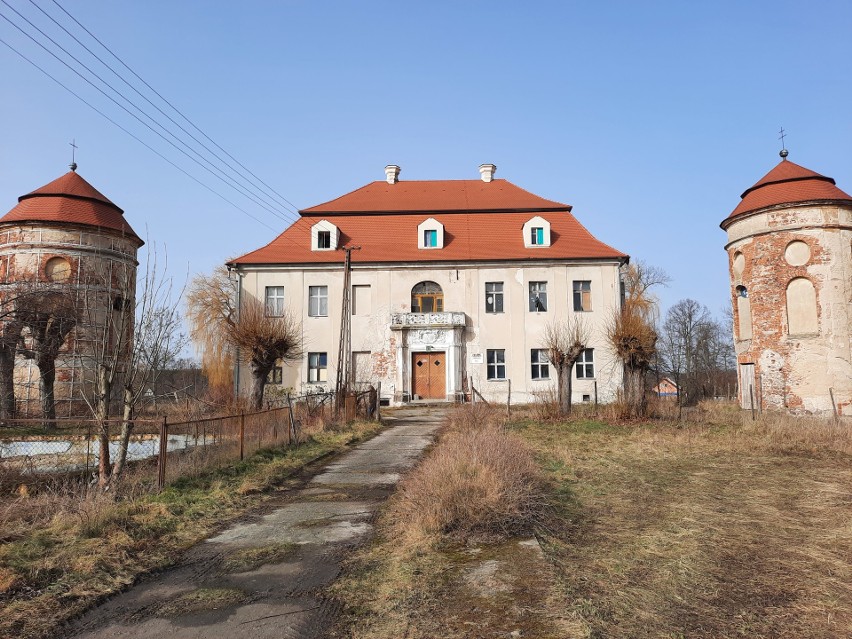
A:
0;167;143;416
721;152;852;416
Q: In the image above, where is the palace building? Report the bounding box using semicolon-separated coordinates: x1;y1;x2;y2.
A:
229;164;627;405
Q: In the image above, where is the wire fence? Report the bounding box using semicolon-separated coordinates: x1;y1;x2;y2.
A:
0;386;380;494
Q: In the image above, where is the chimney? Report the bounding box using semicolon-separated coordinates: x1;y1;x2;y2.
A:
479;163;496;182
385;164;401;184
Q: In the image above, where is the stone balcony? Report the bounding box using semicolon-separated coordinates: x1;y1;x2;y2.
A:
390;311;466;329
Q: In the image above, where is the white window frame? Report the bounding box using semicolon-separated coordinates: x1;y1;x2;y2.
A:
487;349;506;380
531;349;550;380
576;348;595;379
308;352;328;383
529;281;548;312
522;216;551;248
308;285;328;317
417;217;444;249
265;286;285;317
311;220;339;251
485;282;504;314
573;280;592;312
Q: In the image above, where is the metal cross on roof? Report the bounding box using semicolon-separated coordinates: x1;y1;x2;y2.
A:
778;127;788;159
69;139;78;171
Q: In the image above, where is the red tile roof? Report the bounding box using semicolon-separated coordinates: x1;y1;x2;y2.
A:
0;171;142;243
723;159;852;226
232;178;625;266
303;179;571;213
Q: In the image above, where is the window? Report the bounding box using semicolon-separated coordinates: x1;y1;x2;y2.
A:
530;227;545;245
523;216;551;247
308;352;328;383
487;349;506;380
311;220;338;251
485;282;504;313
418;218;444;249
573;280;592;311
317;231;331;249
412;281;444;313
529;281;547;312
352;285;371;315
267;366;283;385
112;296;129;311
308;285;328;317
531;349;549;380
576;348;594;379
265;286;285;316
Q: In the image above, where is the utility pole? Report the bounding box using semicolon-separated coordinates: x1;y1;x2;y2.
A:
335;245;360;414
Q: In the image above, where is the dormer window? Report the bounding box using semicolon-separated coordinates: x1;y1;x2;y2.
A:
417;218;444;249
311;220;338;251
530;227;545;245
523;216;551;248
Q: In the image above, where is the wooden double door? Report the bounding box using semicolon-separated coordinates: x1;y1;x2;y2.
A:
412;352;446;400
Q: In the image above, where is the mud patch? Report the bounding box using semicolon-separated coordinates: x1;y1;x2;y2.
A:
157;587;248;617
221;543;297;573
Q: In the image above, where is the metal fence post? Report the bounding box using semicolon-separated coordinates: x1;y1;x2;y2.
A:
507;379;511;417
239;413;245;461
157;415;168;491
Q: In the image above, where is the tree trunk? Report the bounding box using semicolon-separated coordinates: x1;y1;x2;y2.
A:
37;358;56;428
96;364;111;488
0;345;17;422
557;361;570;417
624;365;647;418
249;362;268;410
111;386;135;481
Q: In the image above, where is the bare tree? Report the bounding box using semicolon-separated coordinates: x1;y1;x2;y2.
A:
112;247;188;481
544;315;590;416
606;261;669;418
228;297;301;409
186;265;302;410
16;290;78;426
0;287;28;421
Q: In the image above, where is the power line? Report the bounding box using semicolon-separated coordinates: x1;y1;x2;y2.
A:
0;36;278;232
31;0;300;217
0;0;295;224
49;0;301;215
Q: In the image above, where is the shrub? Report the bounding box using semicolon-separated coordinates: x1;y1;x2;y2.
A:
390;406;544;544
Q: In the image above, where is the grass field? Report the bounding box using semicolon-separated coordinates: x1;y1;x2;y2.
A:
334;404;852;638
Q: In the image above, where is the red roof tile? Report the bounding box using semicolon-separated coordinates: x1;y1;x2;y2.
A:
724;159;852;225
231;210;625;266
0;171;142;243
303;179;571;213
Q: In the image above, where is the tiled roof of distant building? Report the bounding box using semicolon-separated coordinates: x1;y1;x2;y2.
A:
0;170;142;243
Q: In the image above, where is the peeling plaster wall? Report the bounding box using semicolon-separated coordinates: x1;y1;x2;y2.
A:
725;204;852;415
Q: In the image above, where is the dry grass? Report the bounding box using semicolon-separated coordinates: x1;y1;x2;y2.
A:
390;404;543;545
0;419;383;639
334;403;852;639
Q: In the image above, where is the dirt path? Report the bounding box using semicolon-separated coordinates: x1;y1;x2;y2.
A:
64;406;446;639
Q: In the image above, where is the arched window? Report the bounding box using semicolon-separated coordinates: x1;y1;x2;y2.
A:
411;281;444;313
786;278;818;335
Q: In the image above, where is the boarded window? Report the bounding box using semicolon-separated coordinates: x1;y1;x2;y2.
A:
352;285;371;315
786;278;818;335
737;294;752;340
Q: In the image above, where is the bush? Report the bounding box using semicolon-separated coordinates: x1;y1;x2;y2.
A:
390;406;543;544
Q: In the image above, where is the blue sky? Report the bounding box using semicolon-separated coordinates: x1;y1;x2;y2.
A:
1;0;850;322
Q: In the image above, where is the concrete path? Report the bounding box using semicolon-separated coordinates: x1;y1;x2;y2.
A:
65;405;446;639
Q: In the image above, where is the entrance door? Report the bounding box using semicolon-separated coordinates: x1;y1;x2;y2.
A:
411;352;446;400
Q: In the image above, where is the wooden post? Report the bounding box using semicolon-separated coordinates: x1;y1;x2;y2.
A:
470;376;475;405
287;392;296;444
506;379;511;417
749;385;756;421
376;381;382;422
757;374;763;415
157;415;168;491
830;387;838;421
594;381;598;407
239;413;245;461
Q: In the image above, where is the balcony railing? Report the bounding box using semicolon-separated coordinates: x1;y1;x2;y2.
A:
390;311;466;328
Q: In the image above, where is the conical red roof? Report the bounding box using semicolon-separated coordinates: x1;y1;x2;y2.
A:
0;171;142;243
723;159;852;226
